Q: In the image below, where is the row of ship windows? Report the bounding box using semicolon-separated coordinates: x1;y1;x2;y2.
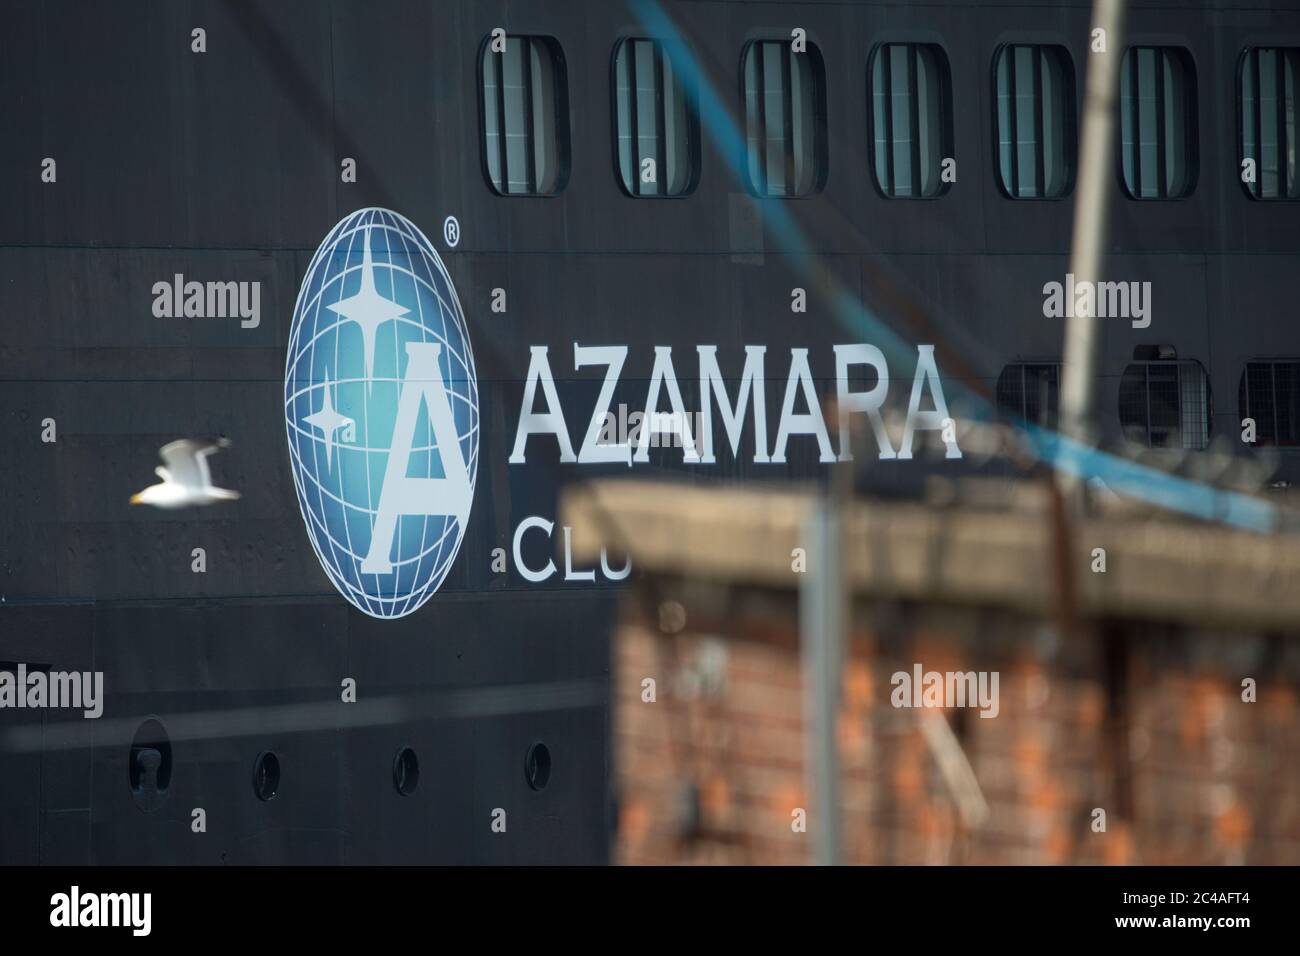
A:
997;357;1300;449
482;35;1299;201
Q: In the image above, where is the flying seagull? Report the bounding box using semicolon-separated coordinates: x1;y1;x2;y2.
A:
130;438;242;509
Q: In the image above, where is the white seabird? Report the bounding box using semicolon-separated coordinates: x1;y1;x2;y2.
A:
130;438;242;508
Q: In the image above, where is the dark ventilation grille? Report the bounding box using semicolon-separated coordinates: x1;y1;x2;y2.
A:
868;43;953;198
742;40;827;197
995;363;1062;428
1240;361;1300;446
994;45;1076;198
614;38;698;197
1120;46;1197;199
1118;360;1210;449
481;35;569;196
1240;47;1300;199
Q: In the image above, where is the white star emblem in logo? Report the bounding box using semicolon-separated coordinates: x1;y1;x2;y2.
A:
326;226;410;383
303;371;354;468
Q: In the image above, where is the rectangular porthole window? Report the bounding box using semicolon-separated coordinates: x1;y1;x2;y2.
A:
868;43;954;198
741;39;827;197
1240;48;1300;199
996;362;1062;427
1240;361;1300;445
481;35;570;196
994;45;1076;198
1119;359;1210;449
1119;46;1197;199
614;38;699;197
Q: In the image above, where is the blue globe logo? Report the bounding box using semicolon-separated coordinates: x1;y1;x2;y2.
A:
284;208;478;619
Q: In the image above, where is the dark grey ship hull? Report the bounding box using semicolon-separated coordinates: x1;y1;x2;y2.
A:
2;0;1297;863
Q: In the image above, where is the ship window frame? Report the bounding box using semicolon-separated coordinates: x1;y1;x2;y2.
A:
1118;45;1199;200
611;37;701;199
995;361;1063;428
1239;359;1300;446
479;34;571;197
992;44;1077;200
1118;358;1211;449
867;41;955;200
1238;47;1300;200
740;38;829;199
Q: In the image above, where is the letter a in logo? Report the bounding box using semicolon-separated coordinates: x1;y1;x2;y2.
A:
362;342;473;574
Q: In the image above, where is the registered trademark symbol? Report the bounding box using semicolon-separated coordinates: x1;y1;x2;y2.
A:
443;216;461;248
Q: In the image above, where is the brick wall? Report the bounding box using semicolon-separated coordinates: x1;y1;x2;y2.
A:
612;590;1300;865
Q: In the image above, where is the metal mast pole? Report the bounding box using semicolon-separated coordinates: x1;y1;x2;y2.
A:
800;425;851;865
1060;0;1128;493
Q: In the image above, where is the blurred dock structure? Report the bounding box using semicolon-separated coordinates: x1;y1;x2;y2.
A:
563;475;1300;864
